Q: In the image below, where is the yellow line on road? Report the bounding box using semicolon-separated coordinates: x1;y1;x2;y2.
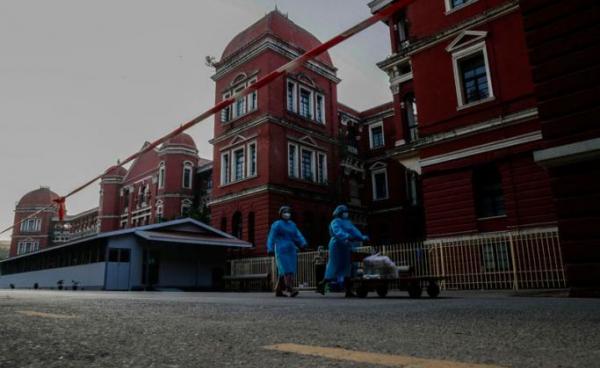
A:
16;310;79;319
264;343;505;368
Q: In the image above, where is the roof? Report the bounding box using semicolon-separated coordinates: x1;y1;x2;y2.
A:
0;218;251;263
17;187;59;208
162;133;197;150
220;10;333;68
103;165;128;177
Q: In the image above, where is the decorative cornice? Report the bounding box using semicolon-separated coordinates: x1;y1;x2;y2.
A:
212;36;340;83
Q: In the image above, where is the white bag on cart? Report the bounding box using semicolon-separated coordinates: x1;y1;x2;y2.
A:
363;253;399;279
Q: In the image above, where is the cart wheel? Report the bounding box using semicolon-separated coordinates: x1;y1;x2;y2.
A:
408;282;422;298
376;285;388;298
427;281;440;298
356;285;369;298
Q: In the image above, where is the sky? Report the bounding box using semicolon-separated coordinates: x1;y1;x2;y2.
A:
0;0;393;241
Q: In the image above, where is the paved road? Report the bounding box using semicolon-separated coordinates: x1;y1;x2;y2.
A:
0;290;598;367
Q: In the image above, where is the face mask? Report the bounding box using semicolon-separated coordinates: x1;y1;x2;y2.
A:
342;212;349;219
282;213;291;220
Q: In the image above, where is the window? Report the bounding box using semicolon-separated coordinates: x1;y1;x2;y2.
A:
158;162;165;189
233;148;245;182
287;80;297;113
221;76;258;123
299;87;313;119
317;153;327;184
289;142;326;184
17;240;39;255
232;211;242;239
288;144;299;178
371;167;389;201
181;199;192;216
247;142;257;177
446;0;476;11
452;43;493;107
404;94;419;142
182;162;193;189
473;164;505;218
301;149;315;181
369;122;385;149
20;218;41;233
221;152;231;185
221;93;231;123
397;13;408;46
315;94;325;124
156;201;164;222
123;188;130;209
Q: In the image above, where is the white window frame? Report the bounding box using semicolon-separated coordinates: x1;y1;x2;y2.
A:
182;161;193;189
248;78;258;112
181;199;192;216
371;167;390;201
451;41;494;109
287;80;298;113
220;151;231;186
232;147;246;182
158;162;166;189
20;218;41;233
221;92;232;123
247;141;258;178
315;93;325;124
155;200;164;222
233;86;246;119
369;121;385;149
299;87;314;120
444;0;478;14
317;152;328;184
288;143;299;178
300;148;316;182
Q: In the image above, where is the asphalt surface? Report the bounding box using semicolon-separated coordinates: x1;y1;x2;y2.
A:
0;290;598;368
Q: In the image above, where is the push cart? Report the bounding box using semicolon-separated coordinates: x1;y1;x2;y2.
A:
349;251;445;298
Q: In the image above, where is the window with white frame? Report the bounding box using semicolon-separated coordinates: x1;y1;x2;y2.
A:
158;162;166;189
288;144;299;178
220;141;258;186
221;151;231;185
288;142;327;184
286;78;326;124
182;161;193;189
221;76;258;123
404;94;419;142
452;42;493;107
156;201;164;222
445;0;477;12
20;218;41;233
406;170;420;206
181;199;192;216
369;121;385;149
17;239;39;255
233;147;245;182
247;142;257;177
371;166;389;201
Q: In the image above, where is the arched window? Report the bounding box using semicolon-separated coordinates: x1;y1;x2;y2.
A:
404;93;419;142
158;162;166;189
181;199;192;217
247;212;255;246
182;161;193;189
232;211;242;239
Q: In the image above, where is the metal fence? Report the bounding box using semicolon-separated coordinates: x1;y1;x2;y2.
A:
227;227;566;290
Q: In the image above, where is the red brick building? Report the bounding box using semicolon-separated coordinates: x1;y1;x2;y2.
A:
369;0;557;240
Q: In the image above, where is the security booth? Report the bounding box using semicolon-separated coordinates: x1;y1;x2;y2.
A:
0;218;251;291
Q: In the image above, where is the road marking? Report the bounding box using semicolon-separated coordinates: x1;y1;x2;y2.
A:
16;310;78;319
264;344;505;368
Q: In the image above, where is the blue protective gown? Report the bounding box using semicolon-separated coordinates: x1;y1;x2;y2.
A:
324;217;367;282
267;219;307;275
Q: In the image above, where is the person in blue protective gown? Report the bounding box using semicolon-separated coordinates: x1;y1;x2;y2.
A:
317;205;369;297
267;206;308;297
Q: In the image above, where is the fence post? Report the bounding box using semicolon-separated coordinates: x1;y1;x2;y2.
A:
509;232;519;291
439;242;446;290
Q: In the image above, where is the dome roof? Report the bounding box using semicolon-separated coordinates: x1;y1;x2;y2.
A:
220;10;334;68
17;187;59;208
103;165;128;177
162;133;197;149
